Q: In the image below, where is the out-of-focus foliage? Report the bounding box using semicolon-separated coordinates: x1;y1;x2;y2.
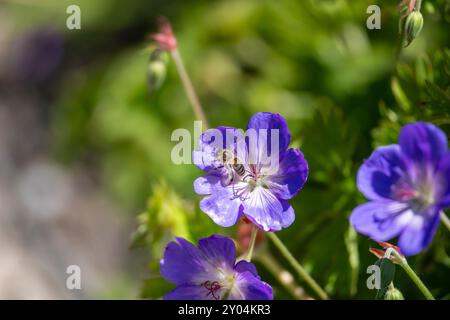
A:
130;180;222;298
131;180;221;260
130;180;192;255
5;0;449;299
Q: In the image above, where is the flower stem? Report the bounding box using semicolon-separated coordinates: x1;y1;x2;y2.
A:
267;232;329;300
170;49;209;129
246;225;258;261
416;0;423;11
392;250;435;300
440;211;450;233
257;252;310;300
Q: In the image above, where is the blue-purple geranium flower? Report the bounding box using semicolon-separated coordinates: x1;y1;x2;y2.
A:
350;122;450;256
193;112;308;232
160;235;273;300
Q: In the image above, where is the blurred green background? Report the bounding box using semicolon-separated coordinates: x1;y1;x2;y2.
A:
0;0;449;299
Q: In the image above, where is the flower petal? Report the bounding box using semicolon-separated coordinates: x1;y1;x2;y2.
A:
199;187;243;227
160;237;212;285
198;235;236;270
246;112;291;155
357;145;404;200
193;126;246;172
234;260;258;277
399;122;448;165
230;271;273;300
435;152;450;208
279;199;295;229
194;174;222;195
164;284;219;300
398;208;441;256
350;200;413;241
266;148;308;199
242;187;294;231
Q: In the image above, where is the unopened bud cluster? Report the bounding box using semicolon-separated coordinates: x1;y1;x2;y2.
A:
147;48;169;94
404;10;424;47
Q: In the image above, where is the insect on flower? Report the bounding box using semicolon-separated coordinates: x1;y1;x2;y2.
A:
193;112;309;232
215;149;251;188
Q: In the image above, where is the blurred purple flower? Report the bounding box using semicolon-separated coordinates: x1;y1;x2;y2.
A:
350;122;450;255
193;112;308;232
14;28;64;82
160;235;273;300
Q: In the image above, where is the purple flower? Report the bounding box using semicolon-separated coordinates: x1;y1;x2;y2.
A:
350;122;450;256
193;112;308;231
160;235;273;300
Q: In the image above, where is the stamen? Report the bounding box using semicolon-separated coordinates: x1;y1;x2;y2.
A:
203;281;221;300
391;174;437;211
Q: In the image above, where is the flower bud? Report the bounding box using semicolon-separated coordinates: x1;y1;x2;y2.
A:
147;49;168;94
404;10;424;47
151;17;177;51
384;286;404;300
369;241;405;265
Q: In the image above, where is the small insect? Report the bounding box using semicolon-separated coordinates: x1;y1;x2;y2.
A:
203;281;221;300
215;149;250;186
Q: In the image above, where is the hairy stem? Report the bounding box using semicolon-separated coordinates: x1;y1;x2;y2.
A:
440;211;450;233
246;225;258;261
392;250;435;300
258;252;310;300
416;0;423;11
170;49;209;129
267;232;329;300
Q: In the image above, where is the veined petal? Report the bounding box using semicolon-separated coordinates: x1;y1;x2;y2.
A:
357;145;404;200
198;235;236;270
229;271;273;300
242;187;294;231
199;187;243;227
160;237;213;285
234;260;258;277
194;174;222;195
350;200;413;241
266;148;308;199
399;122;448;165
246;112;291;156
398;207;441;256
278;199;295;229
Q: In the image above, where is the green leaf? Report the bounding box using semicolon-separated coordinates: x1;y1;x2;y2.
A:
391;77;411;112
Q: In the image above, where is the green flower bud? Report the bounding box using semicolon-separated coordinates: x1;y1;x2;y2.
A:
404;10;424;47
384;286;404;300
147;49;169;94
